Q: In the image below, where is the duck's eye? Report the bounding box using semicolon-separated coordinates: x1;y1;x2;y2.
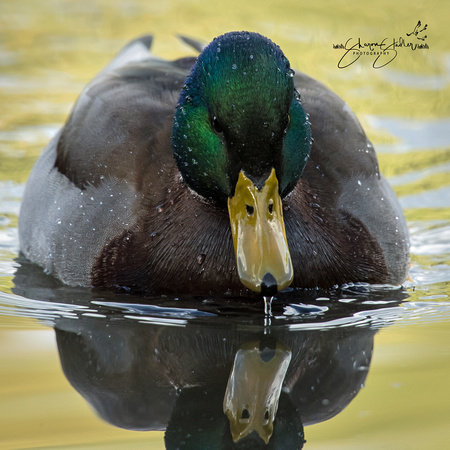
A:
246;205;254;216
212;116;223;133
283;115;291;136
268;202;274;215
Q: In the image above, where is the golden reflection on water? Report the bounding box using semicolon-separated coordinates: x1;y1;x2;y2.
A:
0;327;165;449
0;0;449;448
308;320;450;449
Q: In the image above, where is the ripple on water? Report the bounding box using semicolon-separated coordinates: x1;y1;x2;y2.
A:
380;66;450;91
365;116;450;153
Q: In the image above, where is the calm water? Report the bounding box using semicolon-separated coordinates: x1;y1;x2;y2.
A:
1;1;449;449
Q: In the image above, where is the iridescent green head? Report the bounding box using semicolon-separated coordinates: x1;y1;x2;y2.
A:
172;31;312;294
172;31;311;202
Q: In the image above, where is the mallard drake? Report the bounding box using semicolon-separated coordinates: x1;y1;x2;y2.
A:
19;32;409;295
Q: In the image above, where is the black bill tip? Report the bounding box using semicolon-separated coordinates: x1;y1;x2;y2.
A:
261;272;278;296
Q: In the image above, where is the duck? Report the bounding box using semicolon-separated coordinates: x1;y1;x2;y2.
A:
18;31;409;296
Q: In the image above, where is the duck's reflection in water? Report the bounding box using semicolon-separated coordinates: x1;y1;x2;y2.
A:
223;337;292;444
53;312;377;449
13;258;407;448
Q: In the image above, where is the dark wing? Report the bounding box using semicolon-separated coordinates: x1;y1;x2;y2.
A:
289;71;409;285
55;37;195;190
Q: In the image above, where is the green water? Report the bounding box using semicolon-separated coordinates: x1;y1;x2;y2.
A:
1;0;449;449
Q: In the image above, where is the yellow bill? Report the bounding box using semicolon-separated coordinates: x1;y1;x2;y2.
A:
223;339;292;443
227;168;293;294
